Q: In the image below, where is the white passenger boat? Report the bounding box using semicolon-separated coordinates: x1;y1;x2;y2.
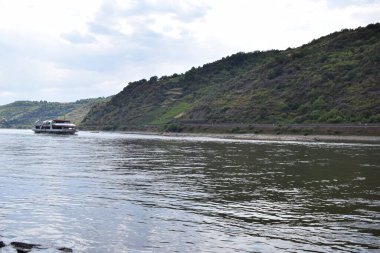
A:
33;119;77;134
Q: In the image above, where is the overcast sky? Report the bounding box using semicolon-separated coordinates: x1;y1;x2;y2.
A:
0;0;379;105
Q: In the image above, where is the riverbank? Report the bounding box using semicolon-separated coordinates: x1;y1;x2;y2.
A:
218;133;380;143
174;123;380;136
81;123;380;136
127;131;380;144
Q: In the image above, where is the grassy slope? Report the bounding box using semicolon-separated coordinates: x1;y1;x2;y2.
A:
0;98;108;128
81;24;380;131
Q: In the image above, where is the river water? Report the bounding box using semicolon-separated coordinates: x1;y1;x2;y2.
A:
0;129;379;252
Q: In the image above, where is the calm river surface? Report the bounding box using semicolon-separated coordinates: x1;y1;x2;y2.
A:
0;129;379;252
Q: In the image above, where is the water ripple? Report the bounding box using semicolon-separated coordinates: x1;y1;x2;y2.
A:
0;130;379;252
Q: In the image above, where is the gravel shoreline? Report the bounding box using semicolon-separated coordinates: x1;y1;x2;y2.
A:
126;131;380;144
213;133;380;143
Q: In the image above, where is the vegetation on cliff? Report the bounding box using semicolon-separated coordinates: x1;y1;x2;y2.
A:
0;98;108;128
74;24;380;131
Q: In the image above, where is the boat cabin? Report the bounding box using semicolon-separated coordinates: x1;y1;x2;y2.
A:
33;119;77;134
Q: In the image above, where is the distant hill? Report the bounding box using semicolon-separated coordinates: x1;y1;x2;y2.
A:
0;98;108;128
81;24;380;131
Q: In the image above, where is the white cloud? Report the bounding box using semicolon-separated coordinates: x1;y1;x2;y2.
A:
0;0;102;36
190;0;380;52
0;0;379;105
62;32;97;44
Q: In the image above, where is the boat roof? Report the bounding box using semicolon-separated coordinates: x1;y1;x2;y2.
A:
52;119;72;123
36;119;76;125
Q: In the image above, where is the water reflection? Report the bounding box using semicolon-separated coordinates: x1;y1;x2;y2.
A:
0;130;379;252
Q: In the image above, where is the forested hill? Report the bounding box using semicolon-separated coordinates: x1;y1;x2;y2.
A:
81;23;380;131
0;98;108;128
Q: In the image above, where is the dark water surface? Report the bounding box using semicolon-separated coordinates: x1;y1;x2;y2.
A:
0;129;379;252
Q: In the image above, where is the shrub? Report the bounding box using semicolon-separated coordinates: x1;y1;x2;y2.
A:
164;123;184;132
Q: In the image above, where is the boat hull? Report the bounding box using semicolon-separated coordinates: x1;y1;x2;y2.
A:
33;129;77;135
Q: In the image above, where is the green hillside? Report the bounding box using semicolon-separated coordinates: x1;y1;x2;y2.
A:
0;98;108;128
81;23;380;131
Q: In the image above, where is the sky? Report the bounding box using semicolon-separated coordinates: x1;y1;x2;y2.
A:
0;0;379;105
